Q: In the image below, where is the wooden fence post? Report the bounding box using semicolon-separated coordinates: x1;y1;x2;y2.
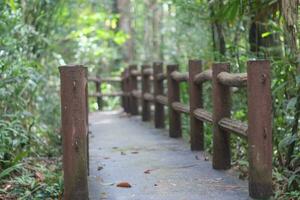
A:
188;60;204;150
129;65;139;115
85;69;89;175
167;64;181;138
125;68;130;114
95;76;102;110
153;62;165;128
247;60;272;198
59;65;88;200
121;71;125;111
212;63;231;169
142;65;151;121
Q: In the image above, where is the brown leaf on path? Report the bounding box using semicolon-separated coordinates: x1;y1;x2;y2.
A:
144;169;151;174
131;151;139;154
116;182;132;188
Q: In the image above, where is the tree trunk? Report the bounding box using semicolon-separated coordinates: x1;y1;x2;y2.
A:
209;0;226;59
117;0;134;63
152;1;162;61
248;1;280;57
281;0;300;167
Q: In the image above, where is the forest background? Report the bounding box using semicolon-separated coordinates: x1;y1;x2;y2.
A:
0;0;300;199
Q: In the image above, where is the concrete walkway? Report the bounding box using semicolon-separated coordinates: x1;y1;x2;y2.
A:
88;111;251;200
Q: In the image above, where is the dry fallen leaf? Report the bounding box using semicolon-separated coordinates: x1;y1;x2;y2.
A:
131;151;139;154
116;182;132;188
35;172;45;182
4;184;12;191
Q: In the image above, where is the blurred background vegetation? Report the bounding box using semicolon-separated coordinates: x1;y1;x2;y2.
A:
1;0;300;199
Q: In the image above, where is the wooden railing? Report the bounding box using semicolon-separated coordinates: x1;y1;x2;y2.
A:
59;59;272;199
88;76;123;110
120;60;272;199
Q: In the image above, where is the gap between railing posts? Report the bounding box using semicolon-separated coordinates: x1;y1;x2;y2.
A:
59;65;88;200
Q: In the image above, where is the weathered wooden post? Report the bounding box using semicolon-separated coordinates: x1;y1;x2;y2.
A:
142;65;151;121
95;77;102;110
121;71;125;111
167;64;181;138
247;60;272;198
59;65;88;200
188;60;204;150
85;69;89;175
124;68;130;114
129;65;139;115
212;63;231;169
153;62;165;128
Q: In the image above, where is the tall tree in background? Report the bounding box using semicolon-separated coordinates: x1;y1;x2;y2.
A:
209;0;226;59
281;0;300;167
116;0;134;63
152;0;163;61
248;1;280;57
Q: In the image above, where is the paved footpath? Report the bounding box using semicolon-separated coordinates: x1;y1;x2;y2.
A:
88;111;251;200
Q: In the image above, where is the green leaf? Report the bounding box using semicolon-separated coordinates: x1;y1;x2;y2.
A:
279;135;298;150
6;0;16;11
287;97;297;110
0;163;21;180
262;32;272;38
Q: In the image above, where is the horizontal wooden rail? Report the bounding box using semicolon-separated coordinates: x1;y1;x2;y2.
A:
194;69;212;84
144;92;154;102
218;118;248;138
137;76;154;81
89;92;124;97
156;72;166;81
217;72;247;87
193;108;213;123
132;90;142;98
88;77;121;83
143;68;153;76
171;71;189;82
156;95;168;105
172;102;190;114
131;69;141;76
